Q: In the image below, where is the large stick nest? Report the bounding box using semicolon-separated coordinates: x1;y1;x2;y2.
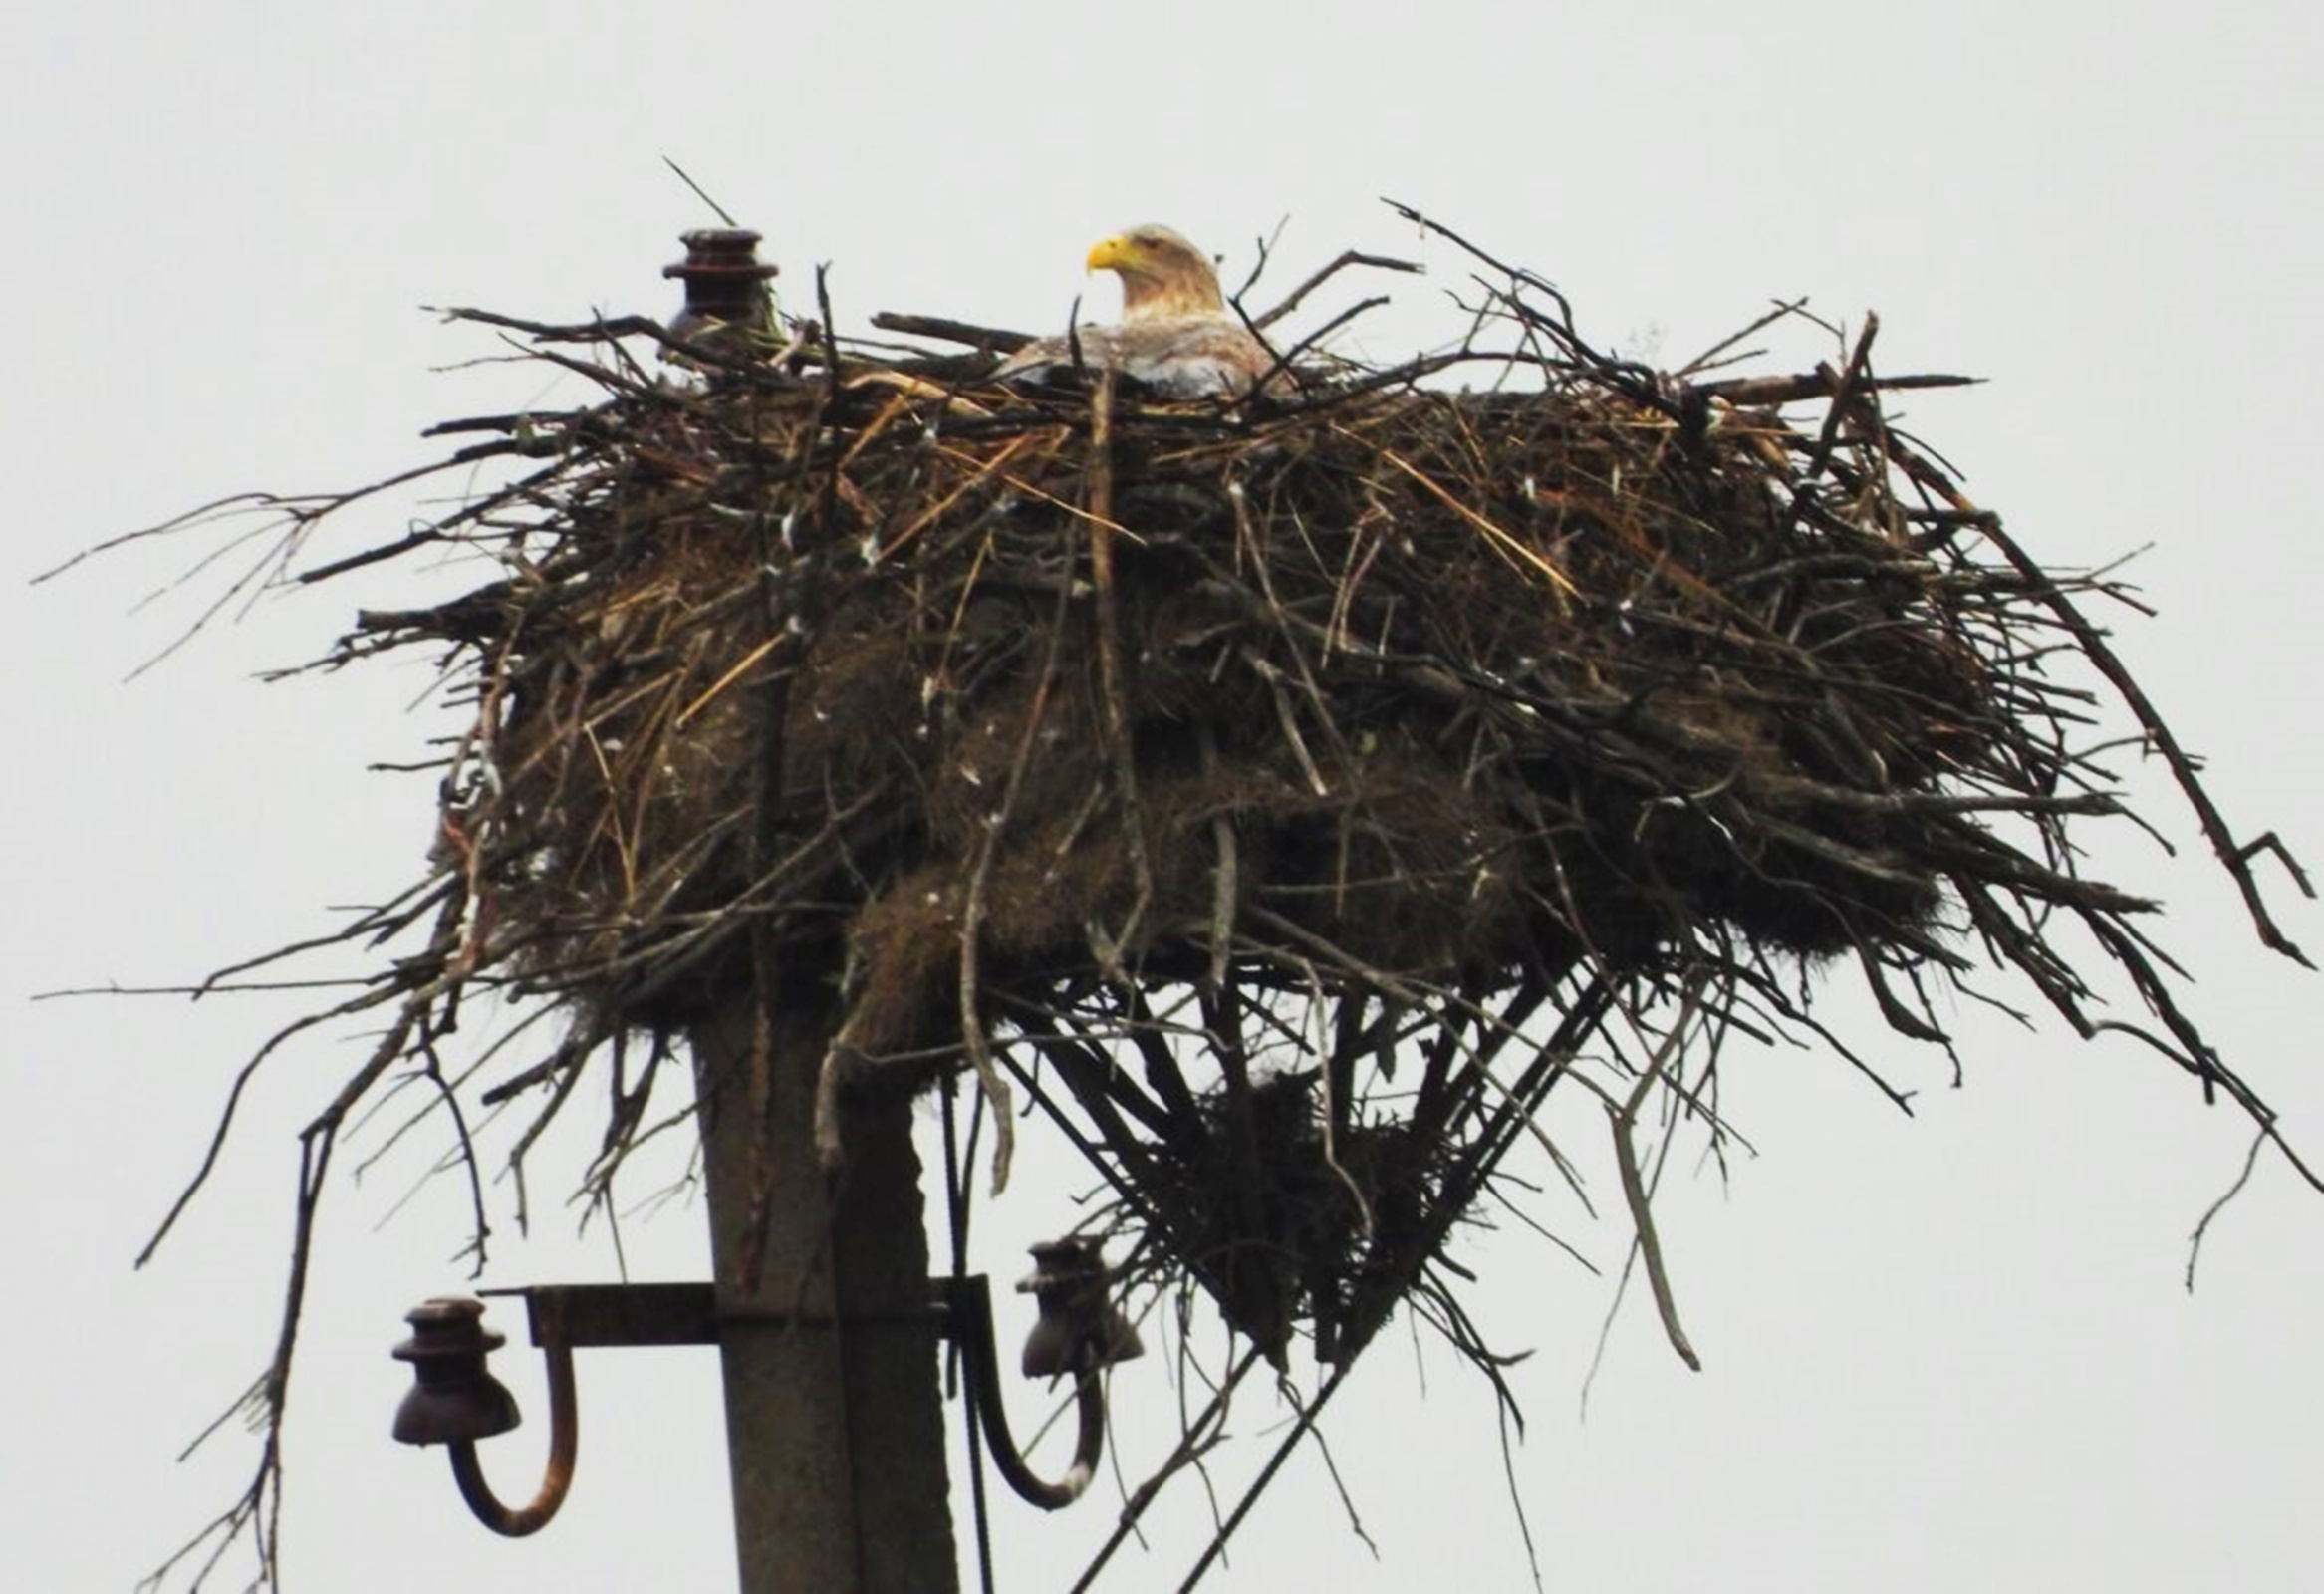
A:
295;217;2308;1375
434;340;1983;1018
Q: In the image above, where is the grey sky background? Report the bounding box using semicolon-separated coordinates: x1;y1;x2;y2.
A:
8;3;2321;1590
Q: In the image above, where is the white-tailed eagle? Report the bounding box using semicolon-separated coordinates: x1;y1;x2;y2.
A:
998;224;1279;398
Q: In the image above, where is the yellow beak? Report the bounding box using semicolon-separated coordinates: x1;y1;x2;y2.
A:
1086;234;1136;274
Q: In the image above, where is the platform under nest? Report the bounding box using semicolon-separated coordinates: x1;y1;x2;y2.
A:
241;214;2307;1375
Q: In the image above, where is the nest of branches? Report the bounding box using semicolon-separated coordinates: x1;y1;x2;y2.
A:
284;213;2309;1384
139;210;2293;1406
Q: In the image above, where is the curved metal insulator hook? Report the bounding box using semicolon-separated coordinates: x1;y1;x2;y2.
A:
391;1297;580;1537
444;1339;577;1536
942;1273;1110;1510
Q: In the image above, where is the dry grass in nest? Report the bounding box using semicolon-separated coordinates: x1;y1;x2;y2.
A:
397;329;1999;1040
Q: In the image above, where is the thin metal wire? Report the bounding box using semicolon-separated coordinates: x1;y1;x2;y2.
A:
1069;1343;1264;1593
1177;1361;1357;1592
942;1072;999;1594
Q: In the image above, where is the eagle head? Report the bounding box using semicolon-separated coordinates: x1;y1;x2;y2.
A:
1086;224;1227;321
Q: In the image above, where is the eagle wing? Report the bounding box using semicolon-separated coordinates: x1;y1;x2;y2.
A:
997;314;1278;398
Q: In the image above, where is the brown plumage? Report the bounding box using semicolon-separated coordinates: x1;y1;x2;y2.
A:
998;224;1279;398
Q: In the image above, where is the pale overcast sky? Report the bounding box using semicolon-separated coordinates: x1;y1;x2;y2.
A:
8;4;2323;1591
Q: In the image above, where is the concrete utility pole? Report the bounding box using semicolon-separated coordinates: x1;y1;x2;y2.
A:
692;993;959;1593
